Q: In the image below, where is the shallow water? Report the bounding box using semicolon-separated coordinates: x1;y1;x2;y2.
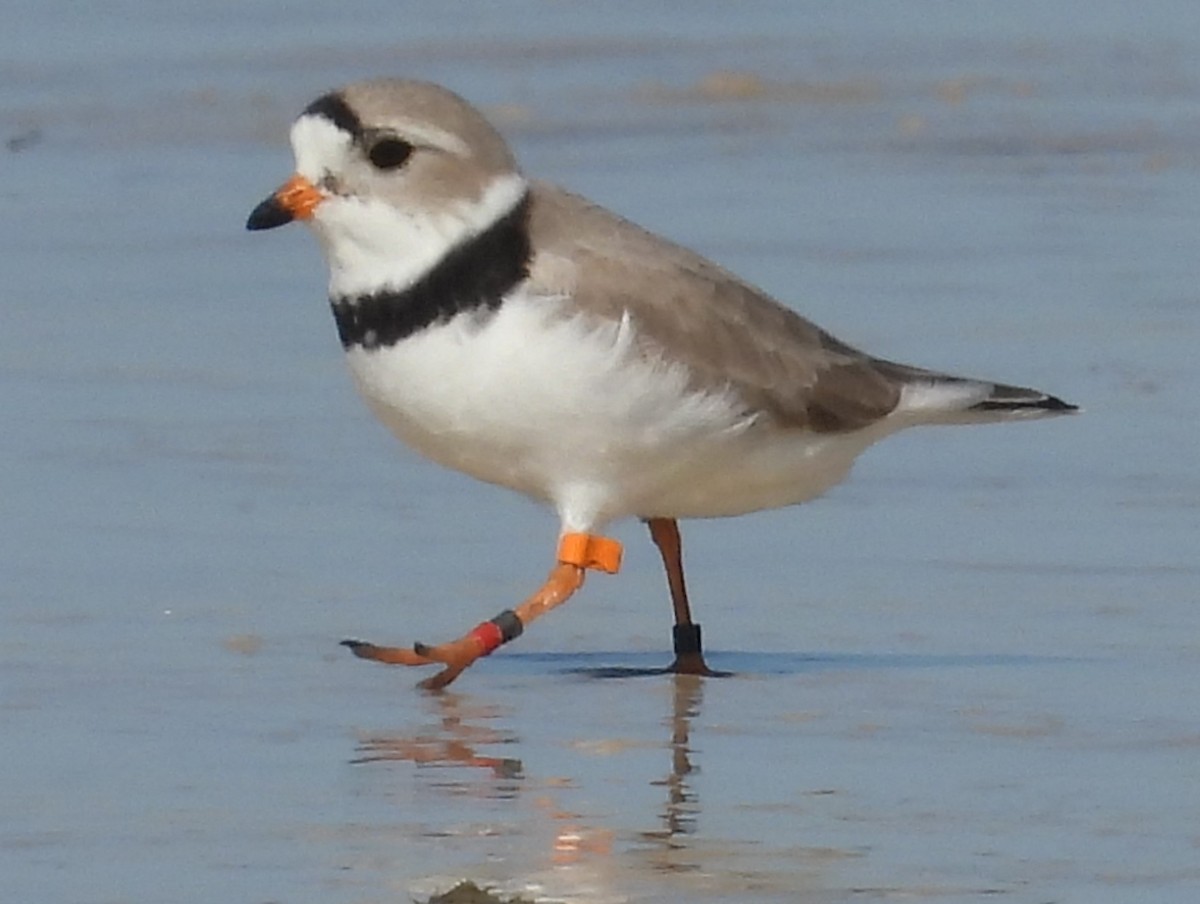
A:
3;2;1200;902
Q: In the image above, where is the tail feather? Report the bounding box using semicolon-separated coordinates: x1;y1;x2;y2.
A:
887;362;1079;424
969;382;1079;416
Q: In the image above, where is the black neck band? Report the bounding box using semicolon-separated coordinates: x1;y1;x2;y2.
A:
330;192;532;350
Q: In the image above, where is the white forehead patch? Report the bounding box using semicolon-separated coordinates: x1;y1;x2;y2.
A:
289;114;354;180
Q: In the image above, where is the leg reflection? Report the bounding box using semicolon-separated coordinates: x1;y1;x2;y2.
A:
641;673;705;865
351;693;522;781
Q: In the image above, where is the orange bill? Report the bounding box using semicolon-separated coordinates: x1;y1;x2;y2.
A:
245;174;323;231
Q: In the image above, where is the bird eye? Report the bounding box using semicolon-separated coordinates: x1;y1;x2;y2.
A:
367;137;414;170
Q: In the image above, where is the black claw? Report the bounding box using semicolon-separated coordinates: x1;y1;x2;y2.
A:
340;639;367;651
413;641;432;657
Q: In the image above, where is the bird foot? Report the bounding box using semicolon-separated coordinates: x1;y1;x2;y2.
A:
667;624;731;677
340;636;478;690
665;651;731;678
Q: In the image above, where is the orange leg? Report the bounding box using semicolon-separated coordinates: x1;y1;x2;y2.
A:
645;518;719;676
342;533;621;690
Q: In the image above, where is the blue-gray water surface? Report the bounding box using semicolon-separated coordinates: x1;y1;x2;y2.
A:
3;2;1199;902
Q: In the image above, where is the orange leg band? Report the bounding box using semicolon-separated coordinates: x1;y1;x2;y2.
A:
557;533;623;574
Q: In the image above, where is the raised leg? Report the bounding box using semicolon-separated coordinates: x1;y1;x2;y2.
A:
645;518;719;676
342;532;621;690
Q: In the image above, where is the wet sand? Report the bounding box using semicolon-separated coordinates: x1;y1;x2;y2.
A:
3;2;1199;902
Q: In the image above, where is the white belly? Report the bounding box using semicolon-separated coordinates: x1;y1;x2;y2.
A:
343;296;889;531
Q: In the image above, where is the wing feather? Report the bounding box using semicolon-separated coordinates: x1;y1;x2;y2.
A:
526;185;901;433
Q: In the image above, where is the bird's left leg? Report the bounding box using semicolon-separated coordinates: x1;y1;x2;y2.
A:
343;533;622;689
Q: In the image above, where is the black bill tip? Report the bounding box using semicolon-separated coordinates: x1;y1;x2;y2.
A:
246;195;294;231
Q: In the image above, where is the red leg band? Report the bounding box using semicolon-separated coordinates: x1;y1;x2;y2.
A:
469;621;504;655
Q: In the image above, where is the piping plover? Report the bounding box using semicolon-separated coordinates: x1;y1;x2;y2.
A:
247;79;1077;689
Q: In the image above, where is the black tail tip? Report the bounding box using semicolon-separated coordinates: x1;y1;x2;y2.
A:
973;393;1079;414
1036;394;1079;413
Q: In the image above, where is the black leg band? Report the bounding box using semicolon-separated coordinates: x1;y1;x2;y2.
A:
490;609;524;643
673;623;703;656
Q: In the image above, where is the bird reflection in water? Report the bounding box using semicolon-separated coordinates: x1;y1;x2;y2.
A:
639;673;706;872
351;694;523;783
347;672;710;884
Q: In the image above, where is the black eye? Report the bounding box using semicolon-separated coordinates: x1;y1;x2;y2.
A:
367;137;413;170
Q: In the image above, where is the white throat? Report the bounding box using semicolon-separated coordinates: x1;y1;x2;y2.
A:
312;172;528;299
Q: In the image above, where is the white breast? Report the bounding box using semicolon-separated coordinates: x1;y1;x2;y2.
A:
342;291;892;532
